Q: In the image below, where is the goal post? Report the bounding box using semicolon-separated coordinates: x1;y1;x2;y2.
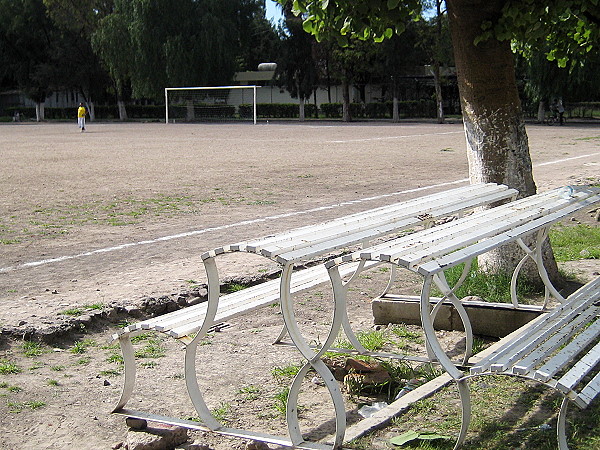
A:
165;85;257;124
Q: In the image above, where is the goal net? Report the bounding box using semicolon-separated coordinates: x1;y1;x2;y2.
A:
165;85;257;124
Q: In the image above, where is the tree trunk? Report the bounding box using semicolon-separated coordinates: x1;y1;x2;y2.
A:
446;0;560;283
299;97;305;121
392;95;399;123
88;101;96;122
431;62;445;124
537;100;546;123
117;99;128;121
35;101;45;122
342;78;351;122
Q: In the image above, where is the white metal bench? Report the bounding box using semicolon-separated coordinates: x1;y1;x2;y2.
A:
325;185;600;448
110;183;517;450
463;277;600;449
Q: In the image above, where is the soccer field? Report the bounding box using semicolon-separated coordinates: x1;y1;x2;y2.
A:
0;120;599;327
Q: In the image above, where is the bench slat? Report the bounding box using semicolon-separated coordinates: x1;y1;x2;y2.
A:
268;188;518;263
470;278;600;375
556;339;600;395
579;371;600;407
416;192;600;276
488;307;591;373
534;317;600;382
512;309;599;375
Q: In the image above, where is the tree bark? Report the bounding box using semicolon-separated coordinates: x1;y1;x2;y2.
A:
446;0;560;283
342;74;351;122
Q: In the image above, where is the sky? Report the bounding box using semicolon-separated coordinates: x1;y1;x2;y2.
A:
265;0;284;24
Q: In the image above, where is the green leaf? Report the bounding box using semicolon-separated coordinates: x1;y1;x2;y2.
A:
390;430;451;446
302;19;313;33
390;430;420;446
387;0;400;9
418;432;452;440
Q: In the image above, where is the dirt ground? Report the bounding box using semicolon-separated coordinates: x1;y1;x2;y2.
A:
0;120;599;449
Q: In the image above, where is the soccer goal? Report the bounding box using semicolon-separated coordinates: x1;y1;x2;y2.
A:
165;85;257;124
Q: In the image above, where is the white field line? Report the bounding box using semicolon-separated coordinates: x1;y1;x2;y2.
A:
536;153;598;166
326;131;464;143
0;179;467;274
1;152;597;274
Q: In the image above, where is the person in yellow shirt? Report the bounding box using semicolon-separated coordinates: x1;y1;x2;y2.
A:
77;103;86;132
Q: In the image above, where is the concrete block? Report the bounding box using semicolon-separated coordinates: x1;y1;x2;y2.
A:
372;295;545;338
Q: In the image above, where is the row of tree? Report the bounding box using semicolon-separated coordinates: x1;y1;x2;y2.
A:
2;0;600;123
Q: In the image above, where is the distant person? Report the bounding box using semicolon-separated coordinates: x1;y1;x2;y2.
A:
77;102;86;132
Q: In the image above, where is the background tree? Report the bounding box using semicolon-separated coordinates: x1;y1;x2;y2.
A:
277;3;318;120
43;0;113;120
0;0;62;121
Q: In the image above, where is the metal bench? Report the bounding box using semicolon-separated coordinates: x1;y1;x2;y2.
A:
463;277;600;449
110;182;517;450
325;185;600;448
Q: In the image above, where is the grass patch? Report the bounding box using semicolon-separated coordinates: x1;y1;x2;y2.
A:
0;359;21;374
436;260;541;303
550;223;600;261
22;341;46;357
271;363;302;381
70;339;96;354
272;387;290;416
7;400;46;413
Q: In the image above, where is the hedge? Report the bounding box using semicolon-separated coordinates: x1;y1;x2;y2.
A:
320;100;437;119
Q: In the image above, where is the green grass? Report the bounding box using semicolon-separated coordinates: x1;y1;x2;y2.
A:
550;223;600;261
272;387;290;416
211;402;232;423
271;363;302;381
0;359;21;374
22;341;46;357
436;260;541;303
70;339;96;354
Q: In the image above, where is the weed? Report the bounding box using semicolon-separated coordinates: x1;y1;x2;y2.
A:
22;341;46;357
47;379;60;386
106;353;124;364
50;365;65;371
100;369;122;377
70;339;96;354
135;342;165;359
272;387;290;416
140;361;158;369
211;402;232;423
7;400;46;413
7;385;23;393
271;363;301;381
76;357;91;365
238;385;261;401
223;283;248;293
61;308;83;316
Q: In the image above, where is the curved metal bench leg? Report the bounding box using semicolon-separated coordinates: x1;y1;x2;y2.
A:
113;335;136;412
287;359;346;448
328;264;368;354
454;379;472;449
432;272;474;364
557;396;570;450
182;256;224;430
184;339;221;430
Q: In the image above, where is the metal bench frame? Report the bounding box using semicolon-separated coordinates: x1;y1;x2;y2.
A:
110;183;517;449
